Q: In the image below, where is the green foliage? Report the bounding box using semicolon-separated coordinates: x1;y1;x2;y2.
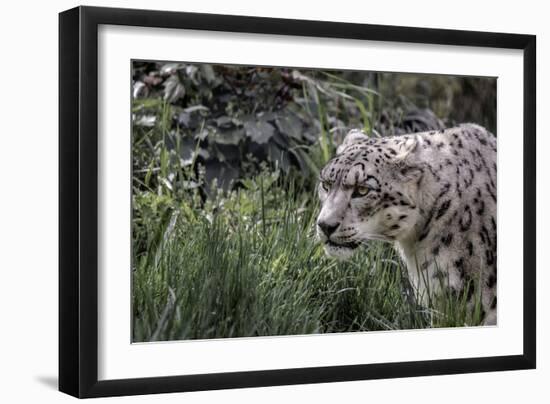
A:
132;62;493;341
133;169;483;341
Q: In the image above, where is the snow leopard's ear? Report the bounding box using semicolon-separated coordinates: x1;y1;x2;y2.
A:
336;129;368;154
394;135;424;182
394;135;421;161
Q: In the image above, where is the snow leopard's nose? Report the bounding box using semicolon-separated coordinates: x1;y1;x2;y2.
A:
317;220;339;237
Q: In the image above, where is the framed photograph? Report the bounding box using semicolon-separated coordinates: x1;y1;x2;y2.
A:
59;6;536;398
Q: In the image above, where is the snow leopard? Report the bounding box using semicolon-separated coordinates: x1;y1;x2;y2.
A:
316;123;497;325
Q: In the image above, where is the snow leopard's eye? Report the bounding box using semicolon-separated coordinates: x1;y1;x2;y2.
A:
351;186;370;198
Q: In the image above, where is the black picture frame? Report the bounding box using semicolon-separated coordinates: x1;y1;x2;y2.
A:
59;5;536;398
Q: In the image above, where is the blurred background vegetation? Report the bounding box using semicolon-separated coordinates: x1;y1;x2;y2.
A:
132;61;495;341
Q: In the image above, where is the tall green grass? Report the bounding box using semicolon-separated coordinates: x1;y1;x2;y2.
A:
131;67;485;342
132;170;482;342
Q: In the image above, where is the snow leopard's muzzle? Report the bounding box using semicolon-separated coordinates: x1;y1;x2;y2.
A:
316;192;360;259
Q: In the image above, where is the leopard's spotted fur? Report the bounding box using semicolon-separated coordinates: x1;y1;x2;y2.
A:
317;124;497;325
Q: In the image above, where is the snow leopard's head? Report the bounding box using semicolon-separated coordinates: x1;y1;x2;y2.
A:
317;130;424;259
